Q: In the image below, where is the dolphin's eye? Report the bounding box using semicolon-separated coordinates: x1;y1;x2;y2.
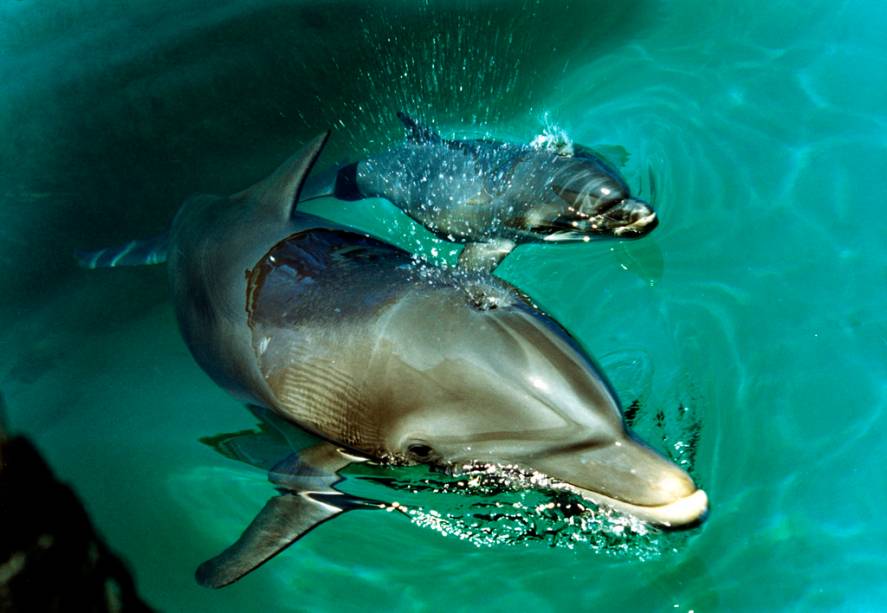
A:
407;443;434;461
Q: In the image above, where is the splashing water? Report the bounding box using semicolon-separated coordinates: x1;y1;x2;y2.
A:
529;115;575;156
344;460;690;559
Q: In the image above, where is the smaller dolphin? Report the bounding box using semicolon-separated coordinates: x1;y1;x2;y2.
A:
299;112;658;270
75;114;657;272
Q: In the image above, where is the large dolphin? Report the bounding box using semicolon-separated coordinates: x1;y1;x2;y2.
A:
79;134;704;583
76;114;657;272
299;112;658;270
146;133;706;586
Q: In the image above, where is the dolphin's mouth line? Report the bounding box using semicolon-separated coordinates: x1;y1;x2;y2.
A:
557;483;709;529
436;460;707;529
541;230;594;242
536;215;657;242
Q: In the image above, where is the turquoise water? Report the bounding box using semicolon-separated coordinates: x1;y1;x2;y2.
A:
2;1;886;610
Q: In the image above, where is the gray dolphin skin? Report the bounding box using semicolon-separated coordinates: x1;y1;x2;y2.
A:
299;112;658;270
156;133;706;587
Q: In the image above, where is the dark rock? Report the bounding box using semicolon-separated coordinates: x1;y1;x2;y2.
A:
0;398;153;612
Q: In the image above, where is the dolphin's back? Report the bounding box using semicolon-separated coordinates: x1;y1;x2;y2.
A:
355;141;510;241
247;228;413;330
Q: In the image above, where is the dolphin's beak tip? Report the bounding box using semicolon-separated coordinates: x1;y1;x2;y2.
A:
659;488;709;529
564;481;709;529
644;212;659;232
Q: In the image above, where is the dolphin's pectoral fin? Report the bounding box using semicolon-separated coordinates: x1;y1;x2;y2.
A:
196;491;349;588
267;443;369;491
75;232;169;269
457;239;516;272
196;442;378;588
396;111;443;145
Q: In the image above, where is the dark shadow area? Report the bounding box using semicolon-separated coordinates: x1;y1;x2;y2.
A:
0;393;154;611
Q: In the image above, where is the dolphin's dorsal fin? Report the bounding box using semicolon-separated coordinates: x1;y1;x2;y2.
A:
233;131;330;220
397;111;443;144
195;441;378;588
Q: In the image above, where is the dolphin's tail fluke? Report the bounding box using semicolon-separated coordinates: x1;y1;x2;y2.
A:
75;233;169;269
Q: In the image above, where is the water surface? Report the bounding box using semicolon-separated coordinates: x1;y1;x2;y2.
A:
1;1;885;610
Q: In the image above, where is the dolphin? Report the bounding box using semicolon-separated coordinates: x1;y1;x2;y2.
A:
79;133;704;584
76;114;657;272
143;133;706;586
298;112;658;270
